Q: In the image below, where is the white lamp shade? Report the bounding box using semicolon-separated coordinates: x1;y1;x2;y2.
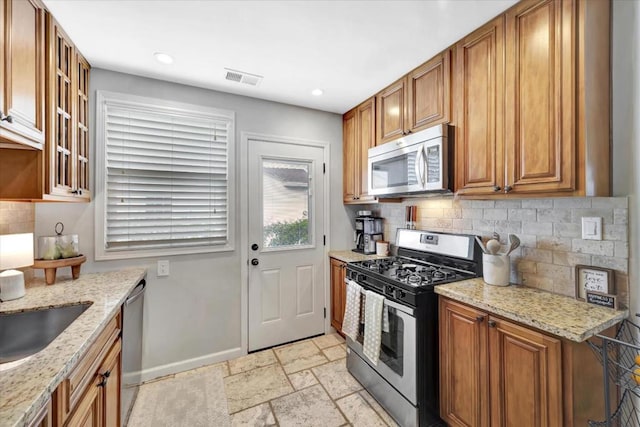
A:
0;233;34;270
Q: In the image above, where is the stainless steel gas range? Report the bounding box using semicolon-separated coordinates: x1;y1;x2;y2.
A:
345;229;482;427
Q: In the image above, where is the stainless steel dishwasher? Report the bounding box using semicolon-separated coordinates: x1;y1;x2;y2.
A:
121;277;145;426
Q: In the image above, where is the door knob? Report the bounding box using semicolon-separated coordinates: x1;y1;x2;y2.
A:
251;243;259;251
251;258;259;266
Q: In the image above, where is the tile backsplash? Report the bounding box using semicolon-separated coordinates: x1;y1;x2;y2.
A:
362;197;630;307
0;202;35;283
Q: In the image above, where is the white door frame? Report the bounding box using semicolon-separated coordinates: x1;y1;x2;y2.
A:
240;132;331;354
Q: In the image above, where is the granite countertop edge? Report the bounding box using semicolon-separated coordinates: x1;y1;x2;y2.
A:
435;280;629;342
0;268;147;427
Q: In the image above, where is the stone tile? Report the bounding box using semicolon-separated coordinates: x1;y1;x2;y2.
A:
522;199;553;209
570;208;614;224
483;209;508;220
336;393;387;427
537;208;571;223
591;197;628;209
516;260;537;274
472;219;496;232
553;222;581;238
521;247;553;263
462;208;484;219
423;218;453;229
536;236;572;252
603;224;628;241
522;273;553;292
494;200;522;209
443;208;462;219
322;344;347;361
229;349;278;375
274;340;328;374
270;384;345;427
572;239;615;256
312;333;344;349
615;241;629;258
591;256;629;274
420;208;444;218
312;359;362;399
553;197;591;208
614;209;628;225
522;221;554;236
508;208;537;222
231;403;276;427
224;364;293;413
552;251;591;267
452;219;473;230
287;369;318;390
359;391;399;427
494;220;522;233
535;263;571;280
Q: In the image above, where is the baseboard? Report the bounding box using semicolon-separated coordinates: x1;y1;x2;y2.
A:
136;347;244;383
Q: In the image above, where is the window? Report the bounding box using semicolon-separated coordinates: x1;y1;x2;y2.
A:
95;91;235;260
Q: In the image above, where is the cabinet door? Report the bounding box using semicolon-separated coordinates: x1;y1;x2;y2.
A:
406;50;451;133
330;258;346;333
28;398;52;427
0;0;45;148
454;17;505;195
74;52;91;200
439;298;489;427
65;375;103;427
100;339;121;427
356;98;375;202
376;78;405;145
343;108;358;203
45;15;76;198
504;0;575;194
488;316;562;427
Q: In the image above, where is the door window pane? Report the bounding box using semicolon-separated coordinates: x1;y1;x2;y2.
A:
262;159;311;248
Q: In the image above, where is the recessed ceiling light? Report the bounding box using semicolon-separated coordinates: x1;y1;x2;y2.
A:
311;89;323;96
154;52;174;64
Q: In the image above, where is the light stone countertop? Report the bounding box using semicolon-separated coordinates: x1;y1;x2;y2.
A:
435;278;628;342
328;250;389;263
0;268;147;427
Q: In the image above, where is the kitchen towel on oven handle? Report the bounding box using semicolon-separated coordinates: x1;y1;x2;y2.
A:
363;290;385;365
343;280;362;341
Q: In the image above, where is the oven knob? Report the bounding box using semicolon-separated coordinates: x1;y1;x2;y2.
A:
357;274;366;282
394;289;406;299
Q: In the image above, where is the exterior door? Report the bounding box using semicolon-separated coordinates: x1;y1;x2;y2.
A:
248;139;326;351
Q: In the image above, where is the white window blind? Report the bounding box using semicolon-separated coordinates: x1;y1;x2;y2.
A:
96;92;234;257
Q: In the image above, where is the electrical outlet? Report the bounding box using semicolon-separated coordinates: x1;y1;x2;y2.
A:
157;260;170;277
581;217;602;240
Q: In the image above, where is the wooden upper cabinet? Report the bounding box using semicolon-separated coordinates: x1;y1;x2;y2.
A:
44;13;90;201
488;316;562;427
356;97;375;202
0;0;46;149
407;50;451;132
376;78;405;145
504;0;575;194
343;97;377;204
377;51;451;146
454;17;505;196
439;298;489;427
343;108;358;203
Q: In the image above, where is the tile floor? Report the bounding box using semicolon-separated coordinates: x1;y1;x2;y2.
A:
130;333;399;427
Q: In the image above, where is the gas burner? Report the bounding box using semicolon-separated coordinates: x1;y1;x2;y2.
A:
407;274;423;285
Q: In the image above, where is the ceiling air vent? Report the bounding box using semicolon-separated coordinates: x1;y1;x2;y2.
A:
224;68;263;86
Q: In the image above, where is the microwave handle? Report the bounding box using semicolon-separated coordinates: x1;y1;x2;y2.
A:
414;145;425;187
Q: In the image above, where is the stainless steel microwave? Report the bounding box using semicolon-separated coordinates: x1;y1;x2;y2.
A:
368;124;451;196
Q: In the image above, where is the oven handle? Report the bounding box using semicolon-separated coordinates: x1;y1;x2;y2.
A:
345;278;415;316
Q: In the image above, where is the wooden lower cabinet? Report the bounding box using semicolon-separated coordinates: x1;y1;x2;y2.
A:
330;257;347;335
439;297;605;427
29;398;53;427
51;312;122;427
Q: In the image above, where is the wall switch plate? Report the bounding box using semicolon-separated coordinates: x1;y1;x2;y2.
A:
157;260;170;277
581;217;602;240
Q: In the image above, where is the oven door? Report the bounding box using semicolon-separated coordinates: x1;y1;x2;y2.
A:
346;297;417;404
368;141;426;196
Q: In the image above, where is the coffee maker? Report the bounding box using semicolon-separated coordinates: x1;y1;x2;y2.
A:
353;211;384;254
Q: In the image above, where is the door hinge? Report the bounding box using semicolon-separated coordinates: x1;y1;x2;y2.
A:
324;307;327;318
323;163;326;174
323;235;326;246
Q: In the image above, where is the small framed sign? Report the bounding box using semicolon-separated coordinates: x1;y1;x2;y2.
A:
575;265;614;301
585;291;617;309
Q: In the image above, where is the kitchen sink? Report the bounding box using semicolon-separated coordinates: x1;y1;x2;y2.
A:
0;302;92;364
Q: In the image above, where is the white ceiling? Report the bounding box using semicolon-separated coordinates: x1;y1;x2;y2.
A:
43;0;519;114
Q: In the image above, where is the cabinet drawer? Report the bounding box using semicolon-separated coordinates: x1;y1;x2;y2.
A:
57;312;121;422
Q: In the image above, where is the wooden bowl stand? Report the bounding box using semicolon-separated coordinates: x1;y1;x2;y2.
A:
32;255;87;285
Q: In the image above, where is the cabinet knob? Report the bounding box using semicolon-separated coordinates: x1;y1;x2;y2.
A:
0;111;13;123
488;320;497;328
97;370;111;387
504;185;513;193
476;315;485;322
492;186;501;192
71;189;83;195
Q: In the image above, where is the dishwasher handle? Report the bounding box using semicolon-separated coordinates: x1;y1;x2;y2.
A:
125;279;146;306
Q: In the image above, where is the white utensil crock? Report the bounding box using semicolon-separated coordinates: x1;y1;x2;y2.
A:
376;241;389;256
482;253;510;286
